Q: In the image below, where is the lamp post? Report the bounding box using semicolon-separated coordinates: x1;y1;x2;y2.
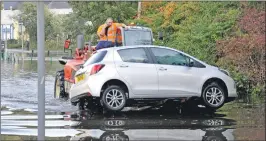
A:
138;2;141;19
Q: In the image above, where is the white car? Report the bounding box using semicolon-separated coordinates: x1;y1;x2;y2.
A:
69;45;237;111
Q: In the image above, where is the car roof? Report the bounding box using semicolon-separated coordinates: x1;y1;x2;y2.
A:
109;45;209;66
112;45;172;50
97;45;175;51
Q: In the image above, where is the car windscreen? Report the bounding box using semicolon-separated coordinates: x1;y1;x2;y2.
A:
124;30;152;46
83;50;107;66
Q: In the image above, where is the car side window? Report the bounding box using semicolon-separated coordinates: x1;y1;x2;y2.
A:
118;48;149;63
150;48;188;66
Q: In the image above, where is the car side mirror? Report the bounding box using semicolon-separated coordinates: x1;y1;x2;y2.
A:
188;61;194;67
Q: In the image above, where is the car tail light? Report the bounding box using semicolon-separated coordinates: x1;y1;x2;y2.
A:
90;64;105;75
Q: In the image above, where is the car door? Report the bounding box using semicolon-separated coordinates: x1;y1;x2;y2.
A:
148;47;203;97
114;47;159;97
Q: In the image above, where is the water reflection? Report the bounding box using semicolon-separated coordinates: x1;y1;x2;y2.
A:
63;109;236;141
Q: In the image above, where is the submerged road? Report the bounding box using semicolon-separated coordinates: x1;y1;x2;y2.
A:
1;60;76;112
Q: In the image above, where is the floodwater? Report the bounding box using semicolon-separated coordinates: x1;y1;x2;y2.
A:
1;59;77;112
1;59;265;140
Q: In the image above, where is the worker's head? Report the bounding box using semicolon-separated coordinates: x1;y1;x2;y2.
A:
106;17;113;27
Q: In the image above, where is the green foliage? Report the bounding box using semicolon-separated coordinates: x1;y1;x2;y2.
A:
13;2;55;42
7;39;18;44
7;44;21;49
134;2;241;65
12;2;69;50
69;1;138;36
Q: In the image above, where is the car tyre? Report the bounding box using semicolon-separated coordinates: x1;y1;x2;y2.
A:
54;70;68;99
202;82;226;110
101;85;127;112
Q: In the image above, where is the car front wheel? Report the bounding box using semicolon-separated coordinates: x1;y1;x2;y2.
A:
101;85;127;112
202;82;226;110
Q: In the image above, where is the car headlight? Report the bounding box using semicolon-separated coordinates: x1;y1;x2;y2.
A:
219;68;230;76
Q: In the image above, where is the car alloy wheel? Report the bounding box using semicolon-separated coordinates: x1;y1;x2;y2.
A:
205;87;224;107
202;82;225;109
106;89;125;108
102;85;126;111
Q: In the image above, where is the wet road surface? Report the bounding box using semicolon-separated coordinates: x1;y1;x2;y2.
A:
1;60;77;112
1;60;265;140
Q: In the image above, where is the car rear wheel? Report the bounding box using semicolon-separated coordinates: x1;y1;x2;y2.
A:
101;85;127;112
202;82;226;110
54;70;67;99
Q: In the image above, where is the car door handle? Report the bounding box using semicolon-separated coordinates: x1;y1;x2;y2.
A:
120;64;128;68
159;67;167;71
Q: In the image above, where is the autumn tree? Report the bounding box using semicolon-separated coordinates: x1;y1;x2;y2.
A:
216;6;265;92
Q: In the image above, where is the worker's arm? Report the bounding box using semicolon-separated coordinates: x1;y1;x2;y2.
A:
97;25;106;37
100;24;109;37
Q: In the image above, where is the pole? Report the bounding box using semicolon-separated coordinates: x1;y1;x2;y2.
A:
5;27;7;60
137;1;141;19
21;24;24;61
37;1;45;140
56;34;59;49
0;1;2;139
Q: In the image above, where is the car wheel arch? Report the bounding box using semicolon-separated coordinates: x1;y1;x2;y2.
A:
201;77;228;98
100;79;130;99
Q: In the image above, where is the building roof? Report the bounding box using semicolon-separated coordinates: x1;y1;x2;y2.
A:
47;2;71;9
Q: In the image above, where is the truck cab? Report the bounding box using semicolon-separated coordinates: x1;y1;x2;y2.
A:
117;26;154;46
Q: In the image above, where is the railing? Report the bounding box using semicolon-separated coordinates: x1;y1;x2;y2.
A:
1;49;70;64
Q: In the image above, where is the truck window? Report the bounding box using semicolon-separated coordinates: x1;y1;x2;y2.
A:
124;30;152;46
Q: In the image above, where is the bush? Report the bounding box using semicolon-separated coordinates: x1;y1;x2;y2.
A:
45;40;65;51
216;59;265;103
7;39;18;44
7;44;21;49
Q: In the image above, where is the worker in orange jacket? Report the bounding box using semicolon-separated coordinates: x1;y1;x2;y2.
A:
95;18;126;50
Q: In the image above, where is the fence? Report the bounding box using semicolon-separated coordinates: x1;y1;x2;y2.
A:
1;49;70;64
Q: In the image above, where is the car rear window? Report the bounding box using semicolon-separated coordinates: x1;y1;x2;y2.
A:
83;50;107;66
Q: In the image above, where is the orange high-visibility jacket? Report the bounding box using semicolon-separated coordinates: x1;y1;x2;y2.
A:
97;24;108;41
97;23;125;43
107;23;125;43
116;28;122;44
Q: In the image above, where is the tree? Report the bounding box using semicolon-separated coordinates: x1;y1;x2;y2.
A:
216;7;265;88
13;2;55;42
68;1;138;36
132;1;241;64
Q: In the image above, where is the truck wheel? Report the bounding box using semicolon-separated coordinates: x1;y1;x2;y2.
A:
101;85;127;112
54;70;67;99
202;82;226;110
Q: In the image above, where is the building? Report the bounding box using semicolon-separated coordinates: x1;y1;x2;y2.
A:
1;10;21;41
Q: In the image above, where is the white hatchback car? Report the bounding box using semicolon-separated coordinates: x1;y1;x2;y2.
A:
69;45;237;111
